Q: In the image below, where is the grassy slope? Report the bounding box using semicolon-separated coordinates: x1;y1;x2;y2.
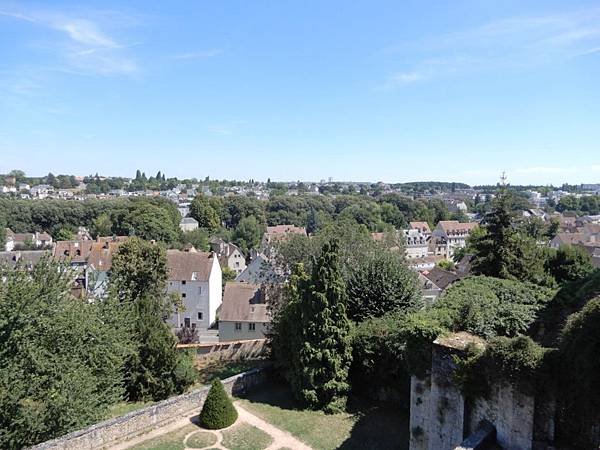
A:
236;382;409;450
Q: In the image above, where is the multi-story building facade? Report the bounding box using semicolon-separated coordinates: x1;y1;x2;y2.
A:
210;238;247;276
431;220;478;258
166;248;222;331
403;228;429;258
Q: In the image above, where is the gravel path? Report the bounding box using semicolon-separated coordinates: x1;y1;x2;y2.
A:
115;401;313;450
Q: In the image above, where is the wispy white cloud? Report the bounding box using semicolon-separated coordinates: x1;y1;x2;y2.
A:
172;49;223;60
207;120;247;136
0;7;139;76
382;7;600;87
385;71;425;87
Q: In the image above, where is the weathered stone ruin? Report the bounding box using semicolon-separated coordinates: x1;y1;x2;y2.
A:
409;332;556;450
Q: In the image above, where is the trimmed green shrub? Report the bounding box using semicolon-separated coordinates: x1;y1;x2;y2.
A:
199;379;238;429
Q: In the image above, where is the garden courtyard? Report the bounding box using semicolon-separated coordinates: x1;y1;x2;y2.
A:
121;383;409;450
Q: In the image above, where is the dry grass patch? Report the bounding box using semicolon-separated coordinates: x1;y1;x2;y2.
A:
221;422;273;450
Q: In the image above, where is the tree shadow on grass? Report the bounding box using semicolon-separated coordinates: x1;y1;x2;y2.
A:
239;382;410;450
336;396;409;450
237;380;300;411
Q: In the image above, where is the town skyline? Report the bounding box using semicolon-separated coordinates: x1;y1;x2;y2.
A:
1;166;599;187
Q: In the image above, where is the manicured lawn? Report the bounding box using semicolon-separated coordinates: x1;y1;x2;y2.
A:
130;424;202;450
236;383;409;450
221;422;273;450
185;430;218;448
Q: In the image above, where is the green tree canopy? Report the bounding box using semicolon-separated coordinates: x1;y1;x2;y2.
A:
110;238;196;401
91;213;113;238
432;276;555;339
0;259;131;449
470;189;554;286
546;245;595;285
190;195;221;233
232;215;264;254
347;250;421;322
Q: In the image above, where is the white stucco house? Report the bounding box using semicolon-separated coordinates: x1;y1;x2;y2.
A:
403;228;430;258
210;238;247;276
166;248;222;331
431;220;478;258
218;282;270;342
179;217;199;232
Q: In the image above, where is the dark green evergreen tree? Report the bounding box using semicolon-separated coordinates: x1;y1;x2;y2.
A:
470;186;553;286
546;245;594;285
199;379;238;429
286;239;352;412
306;208;318;235
135;169;142;180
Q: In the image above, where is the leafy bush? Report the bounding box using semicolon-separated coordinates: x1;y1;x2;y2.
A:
402;311;447;377
347;250;421;322
199;379;238;429
555;297;600;448
433;276;554;339
350;310;446;397
455;335;549;400
530;269;600;347
0;260;131;449
350;314;410;396
546;245;594;285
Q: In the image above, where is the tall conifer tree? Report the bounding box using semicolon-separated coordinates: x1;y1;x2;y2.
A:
289;238;352;412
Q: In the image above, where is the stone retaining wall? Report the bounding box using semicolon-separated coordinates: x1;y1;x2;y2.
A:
409;333;555;450
32;368;268;450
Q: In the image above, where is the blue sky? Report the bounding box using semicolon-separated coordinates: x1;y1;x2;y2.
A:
1;1;599;185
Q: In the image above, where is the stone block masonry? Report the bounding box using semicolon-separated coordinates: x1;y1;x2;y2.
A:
409;333;554;450
32;367;268;450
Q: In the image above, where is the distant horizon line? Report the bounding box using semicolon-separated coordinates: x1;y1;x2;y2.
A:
2;170;599;189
